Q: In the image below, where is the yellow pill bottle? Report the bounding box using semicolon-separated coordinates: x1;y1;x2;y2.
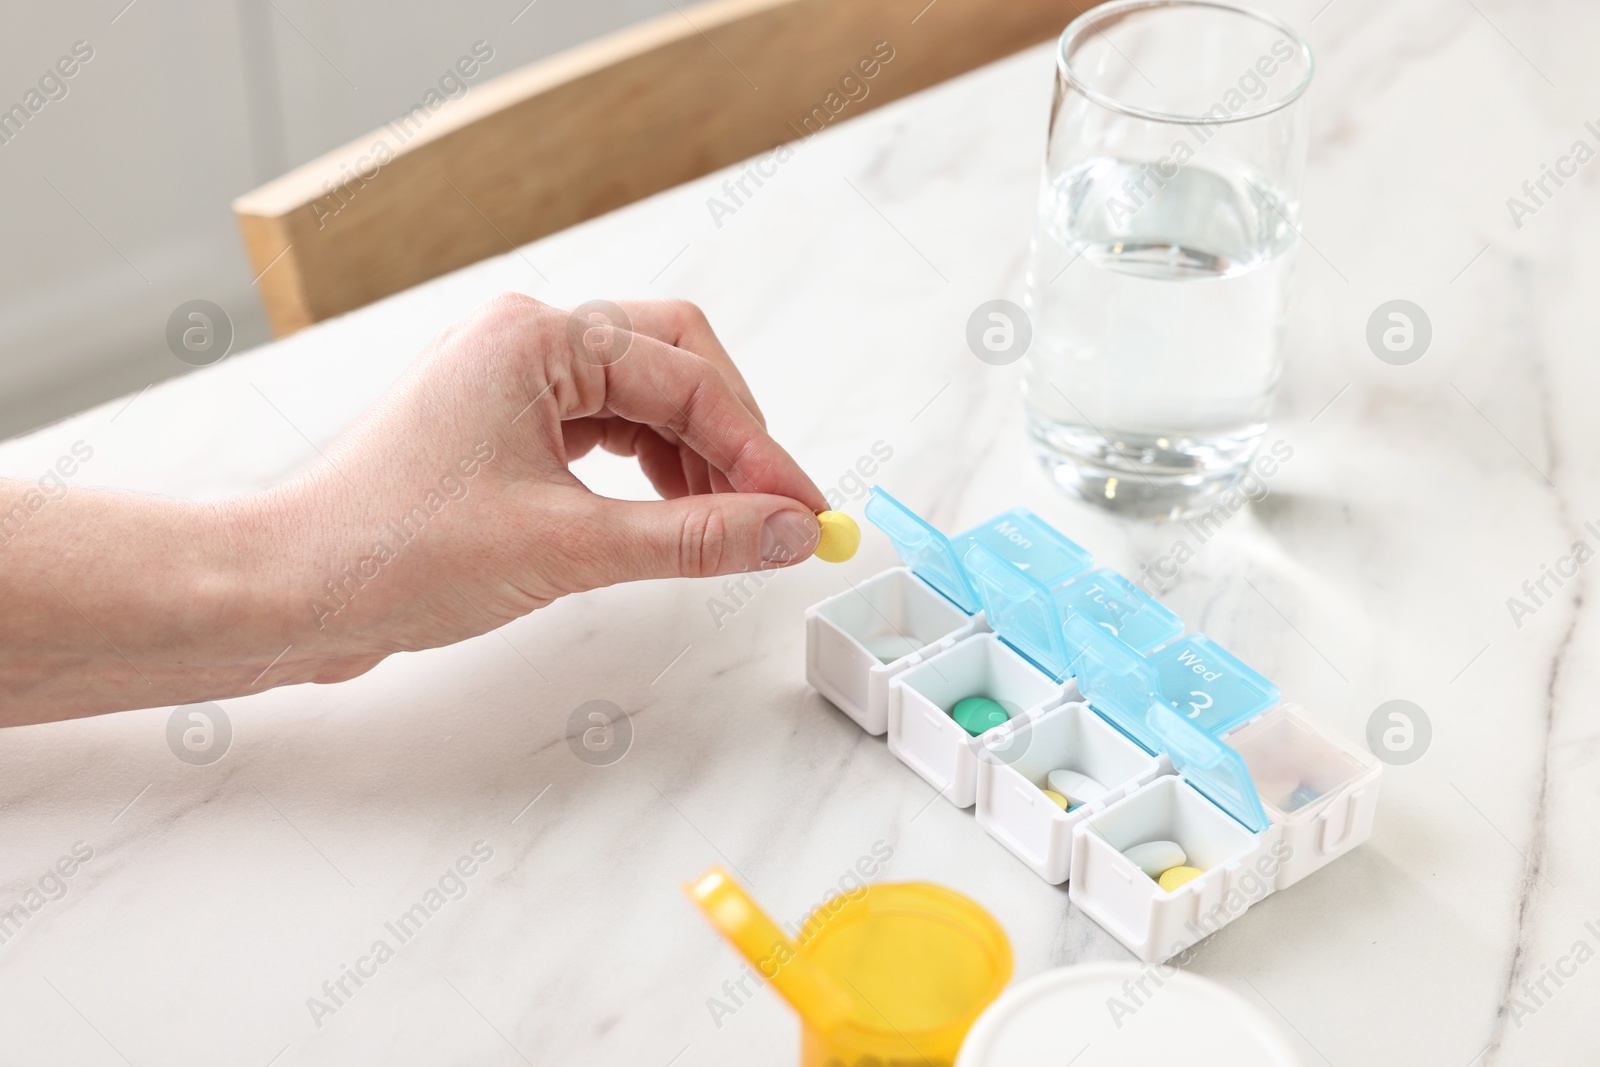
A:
796;882;1012;1067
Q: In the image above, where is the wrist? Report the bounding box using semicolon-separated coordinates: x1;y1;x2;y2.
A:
209;482;384;689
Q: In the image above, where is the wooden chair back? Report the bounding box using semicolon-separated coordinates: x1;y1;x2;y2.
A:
234;0;1087;335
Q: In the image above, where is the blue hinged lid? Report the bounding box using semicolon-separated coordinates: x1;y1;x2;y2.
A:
964;549;1171;681
964;542;1075;680
953;510;1094;590
1065;616;1268;832
1148;704;1270;833
1050;568;1183;654
1062;614;1165;751
1147;634;1280;736
864;487;980;613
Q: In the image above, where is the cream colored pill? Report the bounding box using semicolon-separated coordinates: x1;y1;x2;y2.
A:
862;633;923;663
1122;840;1187;879
1158;865;1203;892
1040;789;1069;810
1046;769;1107;807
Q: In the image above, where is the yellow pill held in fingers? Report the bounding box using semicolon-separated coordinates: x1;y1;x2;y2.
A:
1158;865;1203;892
1040;789;1069;810
814;511;860;563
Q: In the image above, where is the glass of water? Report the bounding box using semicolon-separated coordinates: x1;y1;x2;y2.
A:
1023;0;1313;519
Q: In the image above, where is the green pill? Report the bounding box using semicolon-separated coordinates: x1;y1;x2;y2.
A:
950;696;1009;737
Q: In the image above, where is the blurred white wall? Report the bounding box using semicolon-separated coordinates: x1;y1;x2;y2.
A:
0;0;673;438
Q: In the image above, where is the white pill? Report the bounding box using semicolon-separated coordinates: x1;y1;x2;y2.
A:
1046;769;1108;807
862;633;924;663
1122;840;1187;879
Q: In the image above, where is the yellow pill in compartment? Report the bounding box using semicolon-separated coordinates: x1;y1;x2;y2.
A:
1040;789;1069;810
814;511;860;563
1158;865;1203;892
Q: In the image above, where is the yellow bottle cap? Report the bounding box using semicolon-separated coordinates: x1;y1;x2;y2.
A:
689;870;1012;1065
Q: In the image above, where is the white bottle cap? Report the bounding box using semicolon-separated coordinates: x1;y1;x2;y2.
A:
956;963;1304;1067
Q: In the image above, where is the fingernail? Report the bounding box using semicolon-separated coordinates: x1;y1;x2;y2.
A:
760;510;820;565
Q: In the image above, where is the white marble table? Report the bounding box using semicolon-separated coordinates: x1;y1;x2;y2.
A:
3;1;1598;1062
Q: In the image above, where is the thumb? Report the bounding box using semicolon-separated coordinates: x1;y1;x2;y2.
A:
567;494;821;586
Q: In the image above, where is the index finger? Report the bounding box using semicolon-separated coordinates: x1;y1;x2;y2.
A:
539;311;826;512
610;300;766;428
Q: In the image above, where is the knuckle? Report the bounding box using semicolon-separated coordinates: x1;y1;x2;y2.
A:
666;299;710;332
662;354;716;438
680;506;730;577
672;363;716;438
479;291;545;326
457;293;556;360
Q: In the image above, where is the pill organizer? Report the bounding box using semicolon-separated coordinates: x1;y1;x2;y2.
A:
804;487;1382;963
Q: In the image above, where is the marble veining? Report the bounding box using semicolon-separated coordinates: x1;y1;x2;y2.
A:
1;0;1598;1063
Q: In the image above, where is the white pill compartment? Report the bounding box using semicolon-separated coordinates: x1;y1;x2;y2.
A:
976;701;1165;884
805;566;979;735
1070;775;1273;964
888;633;1067;808
1226;705;1381;890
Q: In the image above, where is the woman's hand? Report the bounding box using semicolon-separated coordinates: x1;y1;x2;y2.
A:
274;294;827;677
0;295;826;723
